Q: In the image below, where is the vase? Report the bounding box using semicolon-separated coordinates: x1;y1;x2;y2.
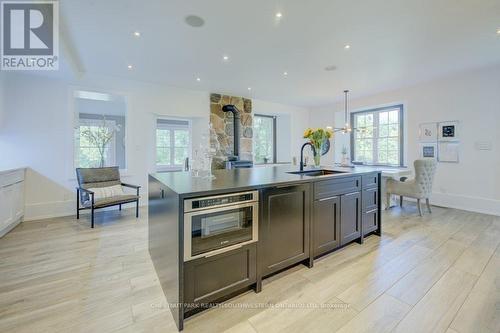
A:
313;151;321;167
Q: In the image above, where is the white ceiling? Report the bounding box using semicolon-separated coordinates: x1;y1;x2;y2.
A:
58;0;500;107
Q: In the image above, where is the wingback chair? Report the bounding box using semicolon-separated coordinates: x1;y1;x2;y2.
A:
386;159;437;216
76;167;140;228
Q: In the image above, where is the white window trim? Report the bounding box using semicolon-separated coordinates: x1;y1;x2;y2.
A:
350;104;405;167
75;118;117;168
155;117;192;172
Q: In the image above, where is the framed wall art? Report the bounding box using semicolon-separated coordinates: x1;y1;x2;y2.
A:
419;122;438;143
438;121;459;141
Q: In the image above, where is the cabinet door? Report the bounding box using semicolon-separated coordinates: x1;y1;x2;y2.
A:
184;244;256;311
340;191;361;245
11;182;25;221
260;184;310;277
313;196;340;257
0;186;14;230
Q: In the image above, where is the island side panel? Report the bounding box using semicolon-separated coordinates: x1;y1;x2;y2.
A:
148;175;184;330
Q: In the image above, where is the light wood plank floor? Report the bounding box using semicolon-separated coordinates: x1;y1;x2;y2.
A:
0;204;499;333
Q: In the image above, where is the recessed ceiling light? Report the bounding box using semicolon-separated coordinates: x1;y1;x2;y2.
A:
223;55;229;61
247;87;252;91
497;28;500;35
127;65;133;69
324;65;337;71
196;77;201;82
283;71;288;76
185;15;205;28
276;12;283;18
344;44;351;49
133;31;141;37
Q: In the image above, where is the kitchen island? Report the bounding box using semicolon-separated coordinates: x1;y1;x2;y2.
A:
148;165;382;331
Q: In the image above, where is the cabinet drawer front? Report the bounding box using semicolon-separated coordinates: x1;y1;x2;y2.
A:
362;209;378;235
314;176;361;199
184;244;256;307
362;173;378;189
0;169;25;188
362;187;378;212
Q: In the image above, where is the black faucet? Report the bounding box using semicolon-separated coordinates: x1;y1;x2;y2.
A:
300;142;316;171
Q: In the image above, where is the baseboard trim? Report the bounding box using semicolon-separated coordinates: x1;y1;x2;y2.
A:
430;192;500;216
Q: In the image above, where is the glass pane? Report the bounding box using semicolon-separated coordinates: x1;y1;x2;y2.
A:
389;110;399;123
191;206;253;256
156;129;170;147
357;115;366;127
389;124;399;137
174;130;189;147
253;116;274;163
388;151;399;165
174;147;188;165
79;147;110;168
365;113;373;125
378;150;388;163
156;147;171;165
379;124;389;137
378;138;388;151
388;138;399;150
379;112;388;125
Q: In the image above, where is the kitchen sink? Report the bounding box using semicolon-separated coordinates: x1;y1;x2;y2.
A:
287;169;347;176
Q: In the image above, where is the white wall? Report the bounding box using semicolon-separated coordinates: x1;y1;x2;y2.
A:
0;72;309;220
310;64;500;216
0;73;5;129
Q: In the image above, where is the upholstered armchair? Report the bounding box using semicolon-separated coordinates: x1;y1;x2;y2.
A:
386;159;437;216
76;167;140;228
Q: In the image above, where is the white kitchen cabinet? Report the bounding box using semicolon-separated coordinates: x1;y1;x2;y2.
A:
0;168;25;237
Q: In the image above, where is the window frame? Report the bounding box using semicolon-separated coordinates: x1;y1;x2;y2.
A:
75;118;117;168
350;104;404;167
253;114;277;165
155;117;192;172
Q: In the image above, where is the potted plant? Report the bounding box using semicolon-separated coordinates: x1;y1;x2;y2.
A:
303;127;333;167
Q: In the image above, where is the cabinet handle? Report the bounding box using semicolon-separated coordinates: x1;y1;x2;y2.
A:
344;191;359;197
366;208;378;214
204;244;243;258
318;196;338;202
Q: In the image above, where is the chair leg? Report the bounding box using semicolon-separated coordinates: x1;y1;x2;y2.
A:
386;193;391;210
426;198;432;213
417;199;423;217
136;200;139;218
399;196;403;207
91;207;95;228
76;190;80;219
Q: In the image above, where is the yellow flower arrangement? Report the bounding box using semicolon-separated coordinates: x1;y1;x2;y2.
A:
303;127;334;166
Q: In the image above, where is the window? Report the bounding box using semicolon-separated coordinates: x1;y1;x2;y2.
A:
74;91;127;169
351;105;404;166
76;118;117;168
253;114;276;164
156;118;190;171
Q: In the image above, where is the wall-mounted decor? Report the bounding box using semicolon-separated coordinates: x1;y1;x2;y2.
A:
438;142;459;163
438;121;459;141
209;93;253;169
419;123;438;142
419;143;437;160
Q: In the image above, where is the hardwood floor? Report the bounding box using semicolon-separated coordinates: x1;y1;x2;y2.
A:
0;204;499;333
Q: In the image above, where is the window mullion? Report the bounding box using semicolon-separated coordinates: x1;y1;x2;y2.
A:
170;130;175;166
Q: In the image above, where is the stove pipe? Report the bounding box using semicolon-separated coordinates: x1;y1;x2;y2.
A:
222;104;241;160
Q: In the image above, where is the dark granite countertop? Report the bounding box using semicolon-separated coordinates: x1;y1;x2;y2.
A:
150;165;384;198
